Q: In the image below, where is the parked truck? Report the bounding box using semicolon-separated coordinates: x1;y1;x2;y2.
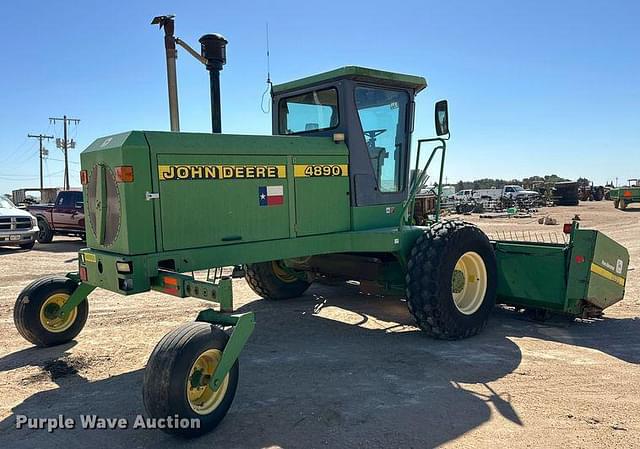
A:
0;196;39;250
473;185;539;201
26;190;85;243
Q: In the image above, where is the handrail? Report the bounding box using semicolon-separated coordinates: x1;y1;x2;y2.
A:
400;137;448;229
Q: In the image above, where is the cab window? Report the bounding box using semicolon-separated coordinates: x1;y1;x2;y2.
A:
279;88;339;134
355;86;409;193
59;191;82;208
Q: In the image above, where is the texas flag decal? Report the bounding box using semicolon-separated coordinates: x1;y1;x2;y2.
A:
258;185;284;206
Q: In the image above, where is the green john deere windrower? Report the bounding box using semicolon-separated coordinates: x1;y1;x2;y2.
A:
14;19;630;437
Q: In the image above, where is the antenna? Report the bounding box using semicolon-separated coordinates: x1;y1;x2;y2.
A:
261;22;273;113
266;22;271;84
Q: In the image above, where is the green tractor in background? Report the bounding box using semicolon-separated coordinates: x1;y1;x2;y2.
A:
13;22;629;437
610;178;640;210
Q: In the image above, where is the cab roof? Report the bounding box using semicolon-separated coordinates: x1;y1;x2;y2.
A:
271;66;428;95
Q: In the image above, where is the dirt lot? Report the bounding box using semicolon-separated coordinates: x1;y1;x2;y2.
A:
0;201;638;448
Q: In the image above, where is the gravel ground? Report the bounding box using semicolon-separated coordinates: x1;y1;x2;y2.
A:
0;201;638;448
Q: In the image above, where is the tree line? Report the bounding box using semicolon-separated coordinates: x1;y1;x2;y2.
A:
453;175;571;191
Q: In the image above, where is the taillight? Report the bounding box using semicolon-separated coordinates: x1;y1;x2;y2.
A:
575;255;585;264
79;266;88;281
115;166;134;183
563;223;573;234
80;170;89;185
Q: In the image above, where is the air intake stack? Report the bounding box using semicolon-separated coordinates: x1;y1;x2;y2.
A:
199;34;228;133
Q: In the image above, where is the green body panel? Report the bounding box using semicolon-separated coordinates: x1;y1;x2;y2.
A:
585;231;629;308
81;131;351;256
495;243;568;311
351;204;404;230
271;66;427;95
292;155;350;236
495;227;629;315
157;154;291;250
81;132;156;255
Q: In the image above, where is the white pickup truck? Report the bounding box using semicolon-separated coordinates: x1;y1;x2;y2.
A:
473;185;539;201
0;197;39;250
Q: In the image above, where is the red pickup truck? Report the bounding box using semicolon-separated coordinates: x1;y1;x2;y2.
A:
27;190;85;243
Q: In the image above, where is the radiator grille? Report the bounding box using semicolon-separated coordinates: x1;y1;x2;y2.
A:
0;216;32;231
86;164;121;246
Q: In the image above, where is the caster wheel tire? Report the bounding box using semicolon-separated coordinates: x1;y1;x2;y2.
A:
143;322;239;438
14;275;89;347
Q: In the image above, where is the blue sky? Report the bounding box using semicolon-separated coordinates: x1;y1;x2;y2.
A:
1;0;638;194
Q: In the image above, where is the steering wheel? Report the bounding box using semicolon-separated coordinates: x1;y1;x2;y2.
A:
363;129;387;140
363;129;387;150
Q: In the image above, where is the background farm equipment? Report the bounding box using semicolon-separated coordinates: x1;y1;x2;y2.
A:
609;178;640;210
578;180;605;201
552;180;579;206
11;19;631;439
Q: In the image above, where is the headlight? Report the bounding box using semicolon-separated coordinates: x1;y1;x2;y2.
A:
31;217;36;227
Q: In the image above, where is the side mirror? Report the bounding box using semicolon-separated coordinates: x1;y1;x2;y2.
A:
434;100;449;136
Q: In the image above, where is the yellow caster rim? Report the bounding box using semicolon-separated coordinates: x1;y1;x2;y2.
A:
39;293;78;333
186;349;230;415
451;251;487;315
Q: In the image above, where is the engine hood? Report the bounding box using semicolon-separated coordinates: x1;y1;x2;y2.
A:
0;207;34;218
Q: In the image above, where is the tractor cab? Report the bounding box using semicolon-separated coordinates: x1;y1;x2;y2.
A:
271;67;427;208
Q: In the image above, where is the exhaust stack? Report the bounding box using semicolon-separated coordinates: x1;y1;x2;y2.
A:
199;34;228;133
151;15;180;132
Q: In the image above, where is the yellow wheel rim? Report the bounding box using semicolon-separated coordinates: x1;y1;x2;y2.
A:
272;261;298;283
186;349;229;415
39;293;78;333
451;251;487;315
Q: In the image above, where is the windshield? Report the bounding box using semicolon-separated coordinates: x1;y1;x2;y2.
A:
279;88;339;134
355;86;409;193
512;186;523;191
0;197;16;208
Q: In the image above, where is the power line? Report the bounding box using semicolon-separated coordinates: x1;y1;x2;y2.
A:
46;157;79;165
49;115;80;189
5;136;30;160
28;133;54;189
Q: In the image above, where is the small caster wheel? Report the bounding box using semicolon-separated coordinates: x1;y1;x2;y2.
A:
14;275;89;347
143;322;239;437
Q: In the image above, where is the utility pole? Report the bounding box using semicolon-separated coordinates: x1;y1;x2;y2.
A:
49;115;80;189
27;133;54;189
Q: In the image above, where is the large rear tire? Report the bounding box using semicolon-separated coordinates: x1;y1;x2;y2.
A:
14;275;89;347
245;260;311;300
406;220;497;339
143;322;239;438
